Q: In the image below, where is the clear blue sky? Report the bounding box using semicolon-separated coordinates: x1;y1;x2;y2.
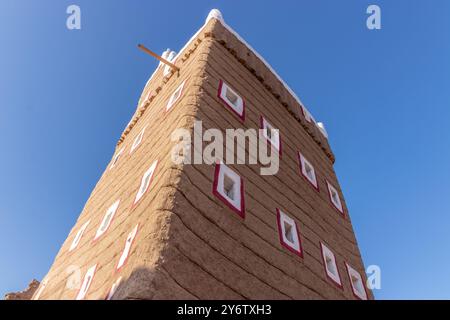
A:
1;0;449;299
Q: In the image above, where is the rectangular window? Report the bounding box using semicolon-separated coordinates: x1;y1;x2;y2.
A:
298;152;319;190
130;126;146;154
261;116;281;154
94;200;120;241
326;181;344;215
218;80;245;122
276;209;303;258
213;162;245;218
166;80;186;112
320;242;342;288
110;147;124;170
76;264;97;300
69;219;91;252
133;160;158;207
116;224;139;271
345;263;368;300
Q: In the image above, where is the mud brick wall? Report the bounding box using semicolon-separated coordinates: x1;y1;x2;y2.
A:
33;16;371;300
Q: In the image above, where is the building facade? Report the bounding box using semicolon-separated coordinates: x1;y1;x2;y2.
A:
33;9;372;300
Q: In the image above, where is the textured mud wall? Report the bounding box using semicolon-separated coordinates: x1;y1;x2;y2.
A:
160;19;373;300
33;30;209;300
34;16;371;300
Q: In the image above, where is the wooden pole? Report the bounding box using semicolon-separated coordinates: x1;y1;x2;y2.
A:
138;44;180;73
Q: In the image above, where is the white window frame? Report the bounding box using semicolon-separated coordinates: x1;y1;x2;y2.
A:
166;80;186;112
218;80;245;121
261;116;281;153
130;126;147;154
345;263;368;300
133;160;158;207
116;224;139;271
94;199;120;241
298;152;319;190
76;264;97;300
320;242;342;287
326;181;344;215
110;147;124;170
276;209;303;257
106;276;123;300
69;219;91;252
213;162;245;218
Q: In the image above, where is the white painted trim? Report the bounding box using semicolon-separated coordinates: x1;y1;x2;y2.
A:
130;126;147;154
327;181;343;214
110;147;124;170
69;219;91;252
76;264;97;300
278;210;301;253
137;9;321;135
216;163;242;212
219;81;244;118
134;160;158;205
299;152;318;189
106;276;123;300
94;200;120;240
346;263;368;300
117;224;139;270
320;243;342;286
166;80;186;112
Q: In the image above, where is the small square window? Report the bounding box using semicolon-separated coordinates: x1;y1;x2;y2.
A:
94;199;120;241
105;276;122;300
130;126;146;154
345;263;368;300
69;219;91;252
320;242;342;287
261;116;281;154
166;80;186;112
276;209;303;258
218;80;245;121
116;224;139;271
76;264;97;300
326;181;344;215
133;160;158;207
298;152;318;190
213;162;245;218
110;147;124;170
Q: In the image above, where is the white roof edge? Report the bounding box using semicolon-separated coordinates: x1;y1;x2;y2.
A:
138;9;326;138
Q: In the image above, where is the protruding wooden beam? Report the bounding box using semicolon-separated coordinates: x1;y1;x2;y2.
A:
138;44;180;73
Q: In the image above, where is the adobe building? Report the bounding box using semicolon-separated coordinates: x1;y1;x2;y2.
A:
32;9;372;300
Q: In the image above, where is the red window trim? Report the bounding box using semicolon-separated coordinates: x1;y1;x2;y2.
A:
212;162;245;219
320;242;343;289
165;80;186;114
217;80;246;123
131;160;159;211
326;180;345;217
345;262;369;300
92;200;121;244
276;208;304;258
116;224;139;273
75;264;98;300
